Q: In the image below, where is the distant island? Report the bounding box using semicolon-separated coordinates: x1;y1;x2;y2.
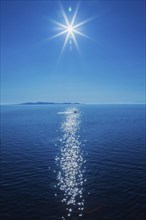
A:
20;102;80;105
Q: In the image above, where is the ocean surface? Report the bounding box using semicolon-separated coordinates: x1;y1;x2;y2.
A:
1;104;146;220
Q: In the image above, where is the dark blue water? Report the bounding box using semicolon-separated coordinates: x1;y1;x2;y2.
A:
1;104;146;220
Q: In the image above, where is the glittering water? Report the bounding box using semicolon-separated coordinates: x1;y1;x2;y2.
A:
56;107;85;218
1;104;146;220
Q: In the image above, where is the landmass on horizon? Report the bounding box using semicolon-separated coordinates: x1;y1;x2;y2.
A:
20;102;80;105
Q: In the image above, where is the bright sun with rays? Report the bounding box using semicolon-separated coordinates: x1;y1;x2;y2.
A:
49;3;94;56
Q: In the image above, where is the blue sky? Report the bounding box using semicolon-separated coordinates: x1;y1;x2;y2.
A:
1;0;145;104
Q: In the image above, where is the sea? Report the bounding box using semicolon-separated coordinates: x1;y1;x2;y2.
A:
0;104;146;220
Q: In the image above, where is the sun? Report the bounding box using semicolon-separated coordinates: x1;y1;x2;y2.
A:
67;25;73;34
49;3;94;56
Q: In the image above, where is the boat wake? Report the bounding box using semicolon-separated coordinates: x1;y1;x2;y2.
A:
57;108;78;115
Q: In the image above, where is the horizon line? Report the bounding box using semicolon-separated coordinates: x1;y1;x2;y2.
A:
0;102;146;105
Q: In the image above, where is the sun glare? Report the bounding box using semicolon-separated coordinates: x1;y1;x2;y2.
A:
49;3;94;56
67;25;73;34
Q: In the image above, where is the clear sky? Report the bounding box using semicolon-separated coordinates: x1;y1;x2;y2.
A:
1;0;145;104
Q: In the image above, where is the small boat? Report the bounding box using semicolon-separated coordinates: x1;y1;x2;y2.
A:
73;110;77;113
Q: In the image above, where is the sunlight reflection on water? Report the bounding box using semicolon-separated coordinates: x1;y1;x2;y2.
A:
55;107;85;218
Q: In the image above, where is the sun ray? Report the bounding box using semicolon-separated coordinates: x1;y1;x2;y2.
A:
51;19;67;29
71;2;80;26
71;32;80;52
60;4;70;27
73;16;95;29
60;32;70;57
48;29;68;40
73;29;95;42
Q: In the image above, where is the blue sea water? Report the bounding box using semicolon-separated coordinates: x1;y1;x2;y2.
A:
0;104;146;220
